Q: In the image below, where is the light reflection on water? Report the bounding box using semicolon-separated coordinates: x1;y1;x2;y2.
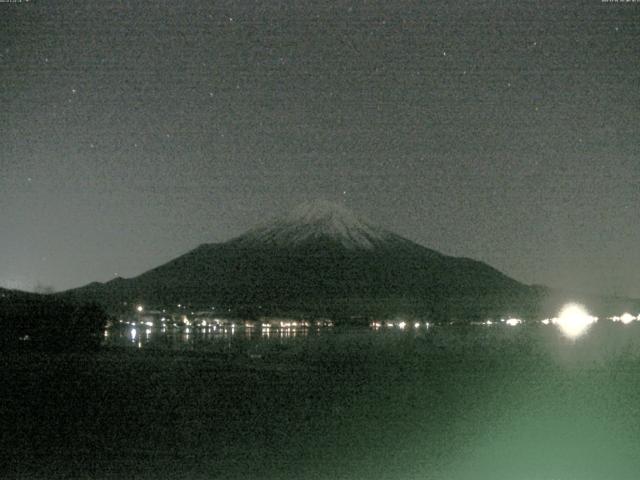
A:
108;318;439;350
107;322;323;350
104;313;640;361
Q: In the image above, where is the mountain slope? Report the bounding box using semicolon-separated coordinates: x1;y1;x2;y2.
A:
60;201;536;320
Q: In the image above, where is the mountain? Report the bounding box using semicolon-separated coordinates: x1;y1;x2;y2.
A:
59;200;548;321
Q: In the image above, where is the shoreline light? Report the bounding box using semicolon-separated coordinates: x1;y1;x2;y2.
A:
555;303;596;339
620;313;635;325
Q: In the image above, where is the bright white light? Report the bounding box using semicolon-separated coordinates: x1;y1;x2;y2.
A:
398;321;406;329
541;319;550;325
505;318;522;326
485;320;493;326
414;322;420;329
130;328;137;341
136;305;144;313
555;303;596;339
620;313;635;325
145;321;154;327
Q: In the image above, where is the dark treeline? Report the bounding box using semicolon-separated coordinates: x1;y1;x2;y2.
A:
0;290;108;351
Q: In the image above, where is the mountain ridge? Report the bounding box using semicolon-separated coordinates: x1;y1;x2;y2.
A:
56;200;640;321
57;201;543;320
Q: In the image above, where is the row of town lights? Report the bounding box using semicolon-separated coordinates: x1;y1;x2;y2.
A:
134;303;638;341
371;305;639;340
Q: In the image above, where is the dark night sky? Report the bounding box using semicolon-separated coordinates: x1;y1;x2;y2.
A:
1;0;639;296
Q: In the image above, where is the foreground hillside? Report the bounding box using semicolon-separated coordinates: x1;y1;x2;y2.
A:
0;287;107;350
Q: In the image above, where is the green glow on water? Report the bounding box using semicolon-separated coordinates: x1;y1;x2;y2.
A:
6;323;640;479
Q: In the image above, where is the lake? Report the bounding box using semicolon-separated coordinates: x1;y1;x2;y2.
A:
3;320;640;479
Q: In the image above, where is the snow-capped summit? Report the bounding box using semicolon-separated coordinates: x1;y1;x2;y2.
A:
234;200;394;249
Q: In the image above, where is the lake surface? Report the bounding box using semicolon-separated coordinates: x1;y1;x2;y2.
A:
104;321;339;351
4;320;640;479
